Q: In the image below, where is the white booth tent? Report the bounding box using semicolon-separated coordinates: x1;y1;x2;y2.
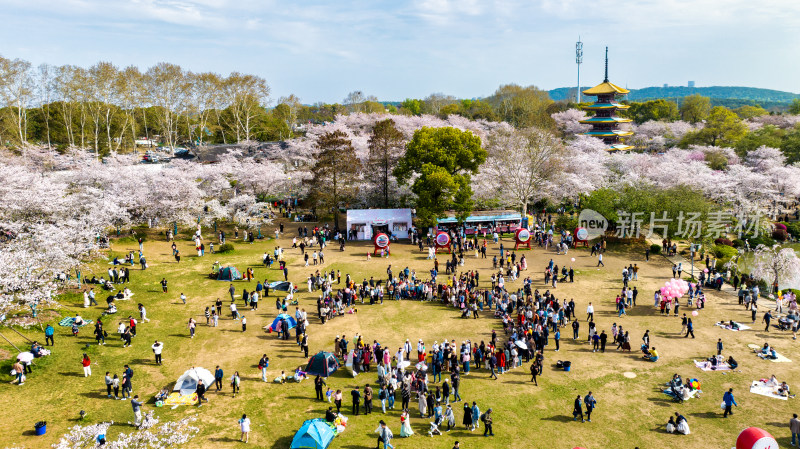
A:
174;367;216;395
346;209;413;240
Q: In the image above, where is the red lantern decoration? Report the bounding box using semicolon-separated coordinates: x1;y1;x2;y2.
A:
434;231;451;254
514;228;532;250
736;427;778;449
373;233;391;255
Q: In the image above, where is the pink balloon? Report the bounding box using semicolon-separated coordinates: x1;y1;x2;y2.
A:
692;311;699;316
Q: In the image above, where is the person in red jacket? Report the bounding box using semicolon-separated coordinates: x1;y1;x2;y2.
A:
82;353;92;377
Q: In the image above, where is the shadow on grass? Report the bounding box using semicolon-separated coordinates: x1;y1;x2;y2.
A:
688;411;719;419
59;371;84;377
541;415;574;422
269;434;294;449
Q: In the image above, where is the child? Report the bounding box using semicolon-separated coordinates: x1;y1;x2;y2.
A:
326;387;333;403
241;316;247;332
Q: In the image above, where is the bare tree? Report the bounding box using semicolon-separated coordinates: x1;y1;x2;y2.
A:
223;72;270;142
0;55;34;144
145;62;189;150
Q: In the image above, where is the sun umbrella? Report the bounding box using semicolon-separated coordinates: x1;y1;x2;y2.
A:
397;361;411;370
515;341;528;350
415;362;428;371
17;352;34;363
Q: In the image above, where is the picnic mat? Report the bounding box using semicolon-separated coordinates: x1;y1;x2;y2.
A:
694;360;732;371
747;344;792;363
749;381;788;400
715;322;751;331
58;317;93;327
163;392;198;406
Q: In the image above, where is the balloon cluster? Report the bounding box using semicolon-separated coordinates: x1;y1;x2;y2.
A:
660;278;689;299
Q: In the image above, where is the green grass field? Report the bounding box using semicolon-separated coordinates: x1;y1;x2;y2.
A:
1;222;798;449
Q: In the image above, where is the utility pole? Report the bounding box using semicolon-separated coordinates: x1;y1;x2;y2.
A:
575;38;583;103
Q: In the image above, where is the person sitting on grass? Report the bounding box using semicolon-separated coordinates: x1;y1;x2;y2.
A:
648;347;659;362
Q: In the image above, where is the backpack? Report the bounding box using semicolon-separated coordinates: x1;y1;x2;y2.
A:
379;390;386;400
480;413;487;423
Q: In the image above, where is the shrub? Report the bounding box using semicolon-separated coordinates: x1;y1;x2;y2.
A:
772;229;789;241
217;243;235;253
782;222;800;238
713;244;738;260
748;235;776;247
732;239;745;248
649;244;661;254
714;237;733;246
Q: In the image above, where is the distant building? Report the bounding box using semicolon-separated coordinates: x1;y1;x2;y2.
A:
688;81;696;88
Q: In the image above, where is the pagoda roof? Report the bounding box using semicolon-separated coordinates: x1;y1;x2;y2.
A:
607;143;635;152
579;116;632;124
582;81;630;96
583;102;630;110
584;130;634;138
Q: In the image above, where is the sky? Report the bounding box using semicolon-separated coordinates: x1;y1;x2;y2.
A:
1;0;799;103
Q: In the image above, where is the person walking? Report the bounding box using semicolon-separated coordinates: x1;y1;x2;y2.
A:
151;340;163;365
584;391;597;422
231;372;241;398
105;372;114;398
81;353;92;377
717;339;723;356
259;355;269;382
471;402;480;431
161;278;168;293
215;365;224;391
790;413;800;447
314;375;327;401
351;387;362;416
44;324;54;346
722;388;737;418
197;379;208;406
684;318;695;338
482;408;494;436
376;419;395;449
239;414;251;443
131;395;144;426
597;253;604;267
364;384;374;415
573;395;584;422
586;303;594;321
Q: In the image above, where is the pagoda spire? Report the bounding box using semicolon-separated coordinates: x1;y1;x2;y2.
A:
604;46;609;83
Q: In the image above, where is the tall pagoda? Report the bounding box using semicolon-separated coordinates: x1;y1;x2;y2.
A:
580;47;633;151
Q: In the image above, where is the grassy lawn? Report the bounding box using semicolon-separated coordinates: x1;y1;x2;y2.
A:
1;221;798;449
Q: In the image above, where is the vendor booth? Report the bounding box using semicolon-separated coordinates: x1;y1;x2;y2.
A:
346;209;412;240
436;210;522;235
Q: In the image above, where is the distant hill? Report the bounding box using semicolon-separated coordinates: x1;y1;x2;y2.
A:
549;86;800;107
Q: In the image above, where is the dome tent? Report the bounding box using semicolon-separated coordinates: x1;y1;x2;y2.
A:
305;351;339;377
290;419;336;449
269;314;297;331
174;367;216;395
216;266;242;281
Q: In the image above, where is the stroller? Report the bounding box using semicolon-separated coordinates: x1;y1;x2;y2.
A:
428;416;443;436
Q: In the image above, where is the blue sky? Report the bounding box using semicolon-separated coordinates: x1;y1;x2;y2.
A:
2;0;798;103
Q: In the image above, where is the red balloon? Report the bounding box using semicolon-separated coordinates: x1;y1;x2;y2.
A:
736;427;778;449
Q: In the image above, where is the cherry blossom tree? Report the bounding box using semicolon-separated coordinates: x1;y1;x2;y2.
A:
749;244;800;291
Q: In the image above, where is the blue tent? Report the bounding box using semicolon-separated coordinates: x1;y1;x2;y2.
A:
268;281;293;291
269;313;297;332
290;419;335;449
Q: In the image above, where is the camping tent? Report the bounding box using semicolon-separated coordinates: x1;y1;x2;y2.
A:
216;266;242;281
305;351;339;377
174;367;216;395
268;281;293;292
290;419;336;449
269;314;297;332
